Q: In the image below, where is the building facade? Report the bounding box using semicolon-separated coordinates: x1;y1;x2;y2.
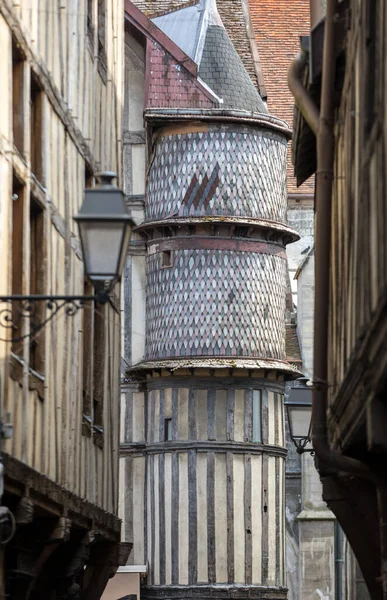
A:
291;0;385;598
118;0;301;598
0;0;127;596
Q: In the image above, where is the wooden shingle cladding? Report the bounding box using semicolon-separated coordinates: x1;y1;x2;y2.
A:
0;0;127;594
292;1;387;596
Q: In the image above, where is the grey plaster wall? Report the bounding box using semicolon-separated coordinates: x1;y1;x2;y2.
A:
286;206;314;309
295;252;314;379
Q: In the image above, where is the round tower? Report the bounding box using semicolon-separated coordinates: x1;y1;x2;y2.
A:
124;1;299;599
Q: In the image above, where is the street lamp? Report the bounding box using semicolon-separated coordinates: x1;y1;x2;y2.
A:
0;172;134;341
284;377;313;454
74;172;133;283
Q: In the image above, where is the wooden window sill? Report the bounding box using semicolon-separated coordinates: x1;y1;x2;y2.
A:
10;353;45;401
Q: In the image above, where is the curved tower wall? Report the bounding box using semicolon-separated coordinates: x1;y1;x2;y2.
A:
123;114;297;600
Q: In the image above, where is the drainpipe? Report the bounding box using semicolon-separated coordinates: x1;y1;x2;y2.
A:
335;522;344;600
288;0;379;483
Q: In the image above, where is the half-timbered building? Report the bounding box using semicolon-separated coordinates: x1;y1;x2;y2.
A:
0;0;129;596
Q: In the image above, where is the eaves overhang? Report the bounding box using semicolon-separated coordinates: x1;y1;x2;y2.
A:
144;108;292;139
127;357;302;379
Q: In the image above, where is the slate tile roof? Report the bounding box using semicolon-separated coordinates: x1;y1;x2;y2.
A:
131;0;262;93
198;24;266;112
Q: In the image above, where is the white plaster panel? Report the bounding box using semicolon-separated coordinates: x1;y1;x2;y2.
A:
133;392;145;443
234;390;245;442
178;388;189;440
164;388;172;419
233;454;245;583
196;389;208;440
215;452;228;583
267;456;277;584
132;144;146;194
133;456;145;565
131;254;146;364
251;454;262;583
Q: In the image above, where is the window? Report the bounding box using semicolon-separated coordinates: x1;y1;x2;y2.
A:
85;164;94;189
12;39;25;155
252;390;262;443
12;40;25;155
161;250;172;268
92;300;106;446
87;0;94;36
98;0;106;63
29;196;45;374
234;226;249;238
365;0;377;136
11;176;25;353
164;418;172;441
30;73;44;182
82;279;94;432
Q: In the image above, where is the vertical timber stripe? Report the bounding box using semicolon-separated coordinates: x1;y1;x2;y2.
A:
172;388;178;441
251;454;262;583
244;389;253;442
150;454;155;584
207;451;216;583
279;394;284;447
125;390;133;442
261;452;269;582
124;458;132;544
261;389;269;445
227;389;235;441
159;388;165;442
208;389;216;441
188;449;197;584
179;453;189;584
188;389;196;440
154;456;160;584
165;452;172;584
171;452;179;583
196;389;208;440
144;460;152;581
226;452;234;583
150;390;155;443
197;452;208;582
274;393;279;446
154;390;160;443
244;454;252;584
282;458;286;584
275;457;280;584
159;453;166;584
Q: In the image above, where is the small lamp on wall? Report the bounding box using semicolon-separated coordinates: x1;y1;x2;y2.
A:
284;377;313;454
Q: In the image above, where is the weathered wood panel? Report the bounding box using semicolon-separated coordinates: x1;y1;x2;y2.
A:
0;0;124;517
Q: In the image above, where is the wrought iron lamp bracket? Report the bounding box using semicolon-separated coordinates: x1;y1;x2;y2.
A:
0;291;109;342
294;437;314;455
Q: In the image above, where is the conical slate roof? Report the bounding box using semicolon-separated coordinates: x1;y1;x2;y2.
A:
153;0;267;113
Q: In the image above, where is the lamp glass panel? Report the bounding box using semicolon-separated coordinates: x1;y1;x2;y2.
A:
288;406;312;439
79;221;125;279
